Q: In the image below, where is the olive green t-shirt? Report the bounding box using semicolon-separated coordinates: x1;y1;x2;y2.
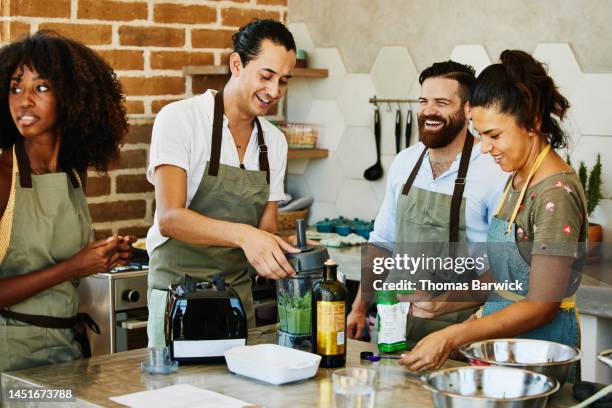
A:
497;171;588;263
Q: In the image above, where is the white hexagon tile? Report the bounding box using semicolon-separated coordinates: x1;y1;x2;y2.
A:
286;78;314;122
308;48;347;99
285;174;313;199
304;151;347;203
570;73;612;136
306;100;346;151
336;126;377;179
533;43;582;97
308;201;339;225
449;45;491;75
559;112;582;156
370;154;397;205
336;179;379;221
287;23;315;52
566;135;612;197
338;74;376;127
370;46;417;99
287;159;309;175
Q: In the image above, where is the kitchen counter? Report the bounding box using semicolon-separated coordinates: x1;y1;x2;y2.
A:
1;325;578;407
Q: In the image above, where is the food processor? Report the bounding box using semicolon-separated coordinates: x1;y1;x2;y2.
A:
277;219;329;351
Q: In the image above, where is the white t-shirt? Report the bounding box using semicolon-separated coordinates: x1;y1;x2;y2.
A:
146;89;288;253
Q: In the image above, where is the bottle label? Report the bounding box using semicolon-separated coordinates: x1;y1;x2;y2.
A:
316;300;345;355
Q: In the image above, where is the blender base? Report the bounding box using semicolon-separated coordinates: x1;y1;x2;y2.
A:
277;330;313;352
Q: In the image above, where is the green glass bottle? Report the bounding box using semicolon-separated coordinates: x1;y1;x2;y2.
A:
312;259;347;368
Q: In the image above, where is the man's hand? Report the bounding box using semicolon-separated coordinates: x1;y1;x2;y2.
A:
411;302;444;319
240;226;300;279
347;307;367;340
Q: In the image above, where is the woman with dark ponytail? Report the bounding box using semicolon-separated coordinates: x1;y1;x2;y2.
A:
399;51;587;382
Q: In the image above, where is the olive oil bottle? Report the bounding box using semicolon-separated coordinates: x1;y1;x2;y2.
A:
312;259;347;368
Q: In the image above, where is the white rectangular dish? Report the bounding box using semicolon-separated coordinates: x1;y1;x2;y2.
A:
224;344;321;385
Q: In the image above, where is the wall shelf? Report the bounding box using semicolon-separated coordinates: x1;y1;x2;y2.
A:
287;148;328;159
183;65;328;78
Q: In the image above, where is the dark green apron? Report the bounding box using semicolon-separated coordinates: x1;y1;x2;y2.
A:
147;91;270;347
0;140;94;371
389;132;478;349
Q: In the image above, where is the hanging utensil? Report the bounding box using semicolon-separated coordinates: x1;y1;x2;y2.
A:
395;106;401;154
405;104;412;148
364;105;383;181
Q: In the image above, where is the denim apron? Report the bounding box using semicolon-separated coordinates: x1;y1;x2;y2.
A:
0;140;94;371
386;132;479;349
147;91;270;347
482;144;580;380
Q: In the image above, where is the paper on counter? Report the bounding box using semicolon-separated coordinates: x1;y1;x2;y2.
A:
110;384;253;408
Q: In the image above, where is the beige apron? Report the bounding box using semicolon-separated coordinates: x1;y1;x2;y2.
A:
386;132;478;349
147;91;270;347
0;140;92;371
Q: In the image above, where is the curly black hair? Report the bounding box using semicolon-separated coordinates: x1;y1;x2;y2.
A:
0;30;127;172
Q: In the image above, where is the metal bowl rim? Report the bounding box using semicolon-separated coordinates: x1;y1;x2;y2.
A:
458;338;583;367
420;366;560;402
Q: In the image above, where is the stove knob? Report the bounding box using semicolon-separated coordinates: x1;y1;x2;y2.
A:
122;290;140;303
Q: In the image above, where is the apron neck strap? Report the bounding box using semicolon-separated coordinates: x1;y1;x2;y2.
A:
496;143;551;234
401;147;427;196
209;91;270;184
13;138;80;189
14;138;32;188
401;131;475;243
449;131;474;243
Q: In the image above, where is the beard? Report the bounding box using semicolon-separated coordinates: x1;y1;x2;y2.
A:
418;108;467;148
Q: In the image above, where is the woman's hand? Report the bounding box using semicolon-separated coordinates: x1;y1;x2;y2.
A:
68;237;120;277
107;235;137;270
399;327;457;372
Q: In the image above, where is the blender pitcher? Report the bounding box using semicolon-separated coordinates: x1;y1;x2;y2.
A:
277;219;329;351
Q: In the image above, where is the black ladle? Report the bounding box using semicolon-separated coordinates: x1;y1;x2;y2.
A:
364;106;383;181
405;105;412;148
394;107;401;154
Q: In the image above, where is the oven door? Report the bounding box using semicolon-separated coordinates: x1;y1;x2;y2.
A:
115;309;149;352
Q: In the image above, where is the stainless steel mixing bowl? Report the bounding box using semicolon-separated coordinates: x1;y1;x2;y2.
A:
421;366;559;408
459;339;581;386
598;348;612;368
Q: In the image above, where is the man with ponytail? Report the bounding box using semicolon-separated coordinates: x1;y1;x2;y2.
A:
399;51;587;384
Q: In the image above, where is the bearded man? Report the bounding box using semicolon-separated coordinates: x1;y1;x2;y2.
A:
347;61;507;347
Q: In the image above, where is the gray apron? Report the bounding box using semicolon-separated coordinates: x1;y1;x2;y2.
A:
0;140;94;371
389;133;478;349
147;91;270;347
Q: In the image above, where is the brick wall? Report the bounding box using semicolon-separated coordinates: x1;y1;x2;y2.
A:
0;0;288;239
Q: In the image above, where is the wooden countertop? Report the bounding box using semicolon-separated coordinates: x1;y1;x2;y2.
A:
1;325;578;407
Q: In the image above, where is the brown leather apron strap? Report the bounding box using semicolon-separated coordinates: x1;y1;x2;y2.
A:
254;117;270;184
400;131;474;243
208;91;225;177
14;138;81;189
208;91;270;184
14;138;32;188
449;132;474;243
0;308;100;358
401;146;427;196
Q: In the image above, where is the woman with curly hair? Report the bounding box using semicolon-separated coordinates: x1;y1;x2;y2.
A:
0;31;134;371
